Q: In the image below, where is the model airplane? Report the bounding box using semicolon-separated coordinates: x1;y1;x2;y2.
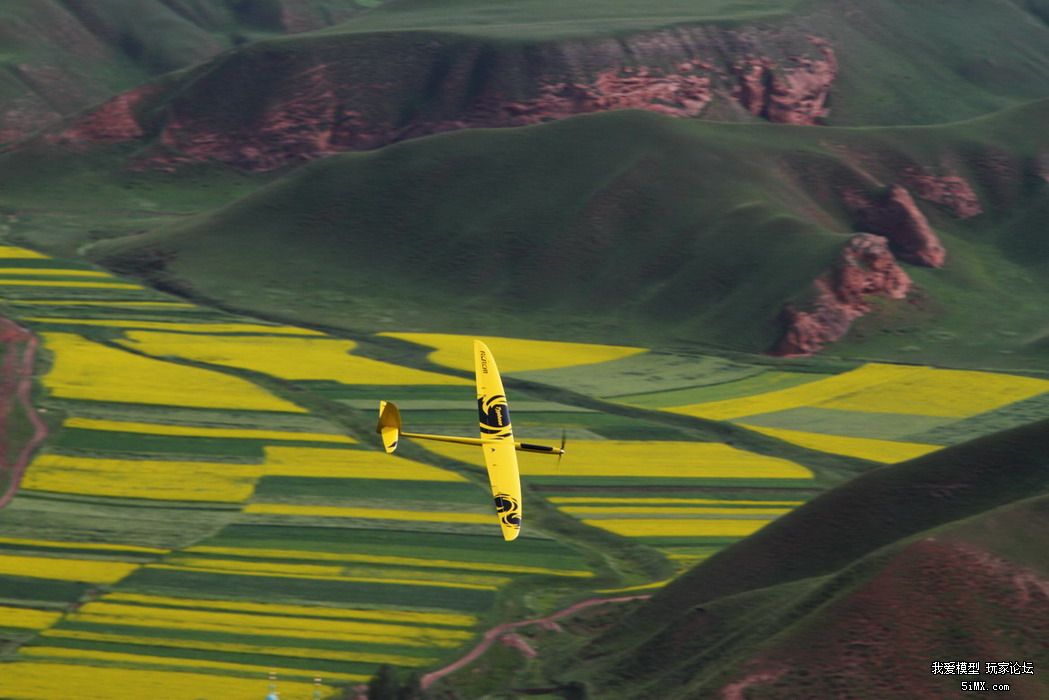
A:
376;339;564;541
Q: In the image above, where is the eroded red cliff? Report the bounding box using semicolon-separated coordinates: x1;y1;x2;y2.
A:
901;168;982;219
52;85;161;143
774;233;911;356
844;185;946;268
49;27;838;171
732;37;836;125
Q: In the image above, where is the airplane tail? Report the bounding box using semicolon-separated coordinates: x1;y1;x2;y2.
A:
376;400;402;454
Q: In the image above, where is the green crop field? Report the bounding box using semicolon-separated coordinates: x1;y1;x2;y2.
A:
3;222;1048;696
0;244;900;696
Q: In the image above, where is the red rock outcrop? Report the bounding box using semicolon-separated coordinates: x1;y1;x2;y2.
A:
0;316;49;509
843;185;946;268
48;26;838;171
51;85;161;144
733;38;836;125
155;64;351;171
902;168;982;218
143;64;716;171
500;67;713;122
774;233;912;356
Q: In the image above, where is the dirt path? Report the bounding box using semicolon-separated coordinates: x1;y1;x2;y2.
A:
0;317;48;508
420;594;652;690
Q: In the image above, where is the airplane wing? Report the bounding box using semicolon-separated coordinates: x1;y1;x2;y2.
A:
475;339;521;541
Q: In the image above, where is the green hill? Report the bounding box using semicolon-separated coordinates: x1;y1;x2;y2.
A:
549;417;1049;698
87;100;1049;366
27;0;1049;171
0;0;378;145
327;0;1049;127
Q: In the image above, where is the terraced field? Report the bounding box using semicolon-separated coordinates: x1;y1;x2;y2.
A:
612;362;1049;463
3;246;1048;696
0;246;595;698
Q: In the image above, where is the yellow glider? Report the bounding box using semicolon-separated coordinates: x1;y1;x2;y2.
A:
376;340;564;541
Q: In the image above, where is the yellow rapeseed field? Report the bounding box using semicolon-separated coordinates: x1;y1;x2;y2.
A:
18;647;368;682
668;362;1049;421
817;366;1049;417
422;440;813;479
0;606;62;630
0;536;167;555
668;363;922;420
0;280;141;289
739;425;942;463
68;602;473;647
183;545;593;578
102;592;477;627
147;561;500;591
0;662;326;700
26;446;462;503
174;554;504;589
586;518;773;538
0;269;111;278
63;417;356;444
382;332;646;372
245;503;491;524
119;331;470;385
26;318;323;335
561;505;791;516
10;300;196;308
41;332;305;412
261;446;467;481
596;580;672;594
0;553;137;584
0;245;49;259
42;629;437;666
23;454;262;503
549;497;804;506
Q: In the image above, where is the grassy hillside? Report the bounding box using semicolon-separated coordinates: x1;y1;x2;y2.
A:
86;100;1049;366
326;0;1049;122
322;0;813;38
0;0;379;145
29;0;1049;163
549;417;1049;698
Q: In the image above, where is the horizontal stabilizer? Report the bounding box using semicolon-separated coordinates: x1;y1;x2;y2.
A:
376;400;402;454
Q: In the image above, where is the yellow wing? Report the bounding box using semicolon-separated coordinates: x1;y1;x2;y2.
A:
475;339;521;541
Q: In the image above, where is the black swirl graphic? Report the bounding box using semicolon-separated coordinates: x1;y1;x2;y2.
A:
493;493;521;528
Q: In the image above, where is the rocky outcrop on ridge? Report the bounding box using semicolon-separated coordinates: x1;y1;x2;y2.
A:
774;233;911;356
901;168;982;219
48;27;837;171
732;37;836;125
52;85;162;143
844;185;946;268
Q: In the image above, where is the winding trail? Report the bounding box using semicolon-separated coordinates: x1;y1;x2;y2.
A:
420;594;652;690
0;316;48;508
